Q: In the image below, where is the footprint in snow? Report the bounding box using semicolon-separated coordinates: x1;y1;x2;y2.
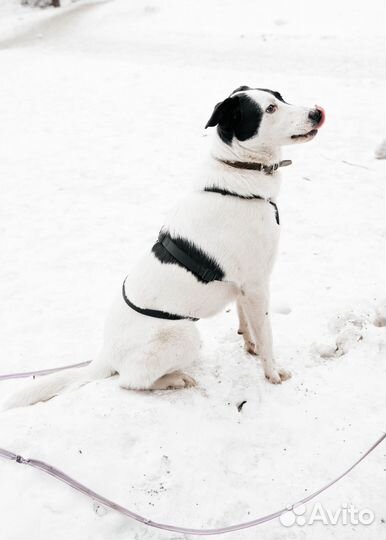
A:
312;310;369;359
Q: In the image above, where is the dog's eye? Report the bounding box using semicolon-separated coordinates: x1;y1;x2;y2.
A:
266;104;277;114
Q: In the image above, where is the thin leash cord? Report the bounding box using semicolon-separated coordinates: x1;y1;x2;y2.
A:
0;365;385;535
0;435;384;536
0;360;91;381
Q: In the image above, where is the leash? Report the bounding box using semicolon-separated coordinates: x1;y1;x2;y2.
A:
0;364;385;535
0;360;91;381
0;434;384;536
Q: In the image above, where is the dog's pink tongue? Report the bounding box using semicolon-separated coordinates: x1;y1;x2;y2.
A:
315;105;326;128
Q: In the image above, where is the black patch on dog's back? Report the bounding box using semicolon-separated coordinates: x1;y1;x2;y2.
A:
152;230;225;283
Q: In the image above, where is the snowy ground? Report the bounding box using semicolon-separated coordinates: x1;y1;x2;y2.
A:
0;1;385;539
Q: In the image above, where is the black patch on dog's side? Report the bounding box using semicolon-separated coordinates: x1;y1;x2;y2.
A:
205;94;263;145
152;230;225;283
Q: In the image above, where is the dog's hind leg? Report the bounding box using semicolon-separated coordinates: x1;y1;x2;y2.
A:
117;321;200;391
119;361;197;391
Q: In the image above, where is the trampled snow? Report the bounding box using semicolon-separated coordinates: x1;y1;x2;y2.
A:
0;1;385;539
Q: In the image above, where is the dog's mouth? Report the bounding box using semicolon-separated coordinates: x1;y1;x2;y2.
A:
291;128;318;140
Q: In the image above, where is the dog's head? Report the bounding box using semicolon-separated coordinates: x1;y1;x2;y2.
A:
205;86;325;149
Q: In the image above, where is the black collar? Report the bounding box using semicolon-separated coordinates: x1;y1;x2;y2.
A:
217;158;292;175
204;186;280;225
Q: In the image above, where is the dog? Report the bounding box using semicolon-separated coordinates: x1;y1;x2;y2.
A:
5;86;325;408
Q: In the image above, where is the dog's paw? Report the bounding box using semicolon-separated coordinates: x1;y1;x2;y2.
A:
176;373;197;389
265;367;292;384
277;367;292;381
152;371;197;390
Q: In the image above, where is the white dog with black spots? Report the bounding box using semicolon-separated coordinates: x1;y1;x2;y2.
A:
5;86;325;408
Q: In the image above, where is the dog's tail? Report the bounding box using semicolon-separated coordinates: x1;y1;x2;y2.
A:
3;360;113;410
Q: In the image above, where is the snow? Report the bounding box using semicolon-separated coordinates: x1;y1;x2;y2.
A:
0;0;385;539
375;138;386;159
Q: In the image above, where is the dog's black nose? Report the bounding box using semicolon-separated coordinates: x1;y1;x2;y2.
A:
308;108;322;125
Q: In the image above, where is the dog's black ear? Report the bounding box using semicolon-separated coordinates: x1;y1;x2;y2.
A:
205;97;239;129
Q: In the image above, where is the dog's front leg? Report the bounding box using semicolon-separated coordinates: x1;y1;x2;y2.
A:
242;285;291;384
237;296;258;355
